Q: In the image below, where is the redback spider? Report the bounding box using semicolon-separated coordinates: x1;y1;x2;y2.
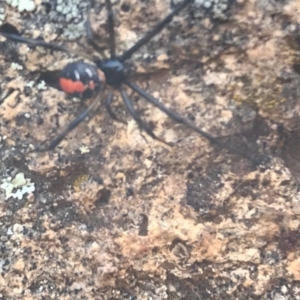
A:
0;0;255;163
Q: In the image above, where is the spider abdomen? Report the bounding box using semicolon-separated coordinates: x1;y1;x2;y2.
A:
59;62;105;98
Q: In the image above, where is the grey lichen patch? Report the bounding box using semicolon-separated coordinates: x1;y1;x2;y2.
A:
55;0;88;23
173;0;235;19
63;21;85;40
195;0;234;19
47;0;89;40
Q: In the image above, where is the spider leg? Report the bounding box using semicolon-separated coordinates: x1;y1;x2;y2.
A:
119;86;169;145
0;29;92;60
118;0;193;62
0;31;68;52
125;81;256;162
105;0;116;59
84;4;106;54
170;0;176;9
35;91;103;152
105;91;127;124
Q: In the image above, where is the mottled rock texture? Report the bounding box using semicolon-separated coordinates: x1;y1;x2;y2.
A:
1;0;300;299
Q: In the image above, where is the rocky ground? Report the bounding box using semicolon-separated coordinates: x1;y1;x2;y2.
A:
1;0;300;299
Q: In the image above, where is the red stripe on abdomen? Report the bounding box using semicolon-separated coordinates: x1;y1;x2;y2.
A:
59;78;87;94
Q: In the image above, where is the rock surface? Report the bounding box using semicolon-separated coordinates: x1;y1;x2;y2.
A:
1;0;300;299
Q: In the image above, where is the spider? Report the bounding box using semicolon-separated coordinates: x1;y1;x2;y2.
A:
0;0;254;162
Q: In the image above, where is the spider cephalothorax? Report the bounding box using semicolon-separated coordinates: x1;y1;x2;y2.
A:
0;0;255;162
97;59;126;86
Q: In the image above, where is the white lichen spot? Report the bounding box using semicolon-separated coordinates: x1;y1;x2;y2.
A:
37;80;47;90
6;0;36;12
6;227;13;235
18;0;36;12
13;223;23;233
0;7;6;25
79;145;90;154
6;0;18;8
0;172;35;200
25;81;35;88
72;97;81;103
11;62;23;70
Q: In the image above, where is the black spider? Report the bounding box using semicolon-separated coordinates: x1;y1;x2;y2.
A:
0;0;255;162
